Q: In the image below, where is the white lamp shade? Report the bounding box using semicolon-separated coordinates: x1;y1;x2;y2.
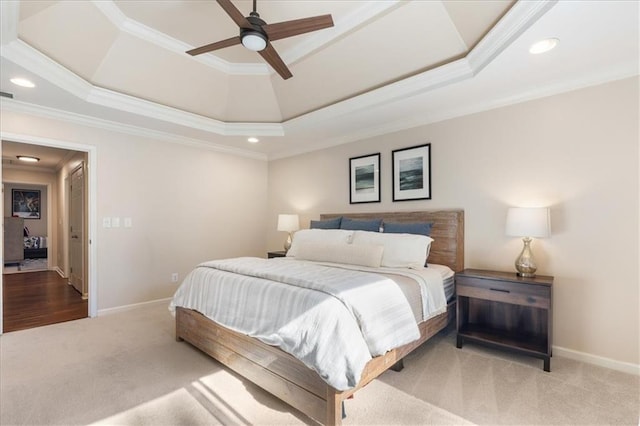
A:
505;207;550;238
277;214;299;232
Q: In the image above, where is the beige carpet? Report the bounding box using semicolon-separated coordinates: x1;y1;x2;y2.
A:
0;302;637;425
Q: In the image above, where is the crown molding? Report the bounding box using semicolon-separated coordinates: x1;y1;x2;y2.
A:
3;39;94;100
272;70;638;161
92;0;402;76
2;39;284;137
285;0;556;132
468;0;558;73
0;0;19;45
91;0;270;76
1;98;268;161
281;1;403;66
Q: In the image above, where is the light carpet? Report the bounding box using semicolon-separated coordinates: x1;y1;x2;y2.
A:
1;302;638;425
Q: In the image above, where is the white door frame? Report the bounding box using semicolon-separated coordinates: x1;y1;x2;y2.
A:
0;132;97;334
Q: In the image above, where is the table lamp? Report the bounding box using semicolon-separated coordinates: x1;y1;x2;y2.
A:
505;207;550;277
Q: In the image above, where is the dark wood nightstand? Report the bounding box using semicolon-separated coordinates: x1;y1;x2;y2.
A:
456;268;553;371
267;251;287;258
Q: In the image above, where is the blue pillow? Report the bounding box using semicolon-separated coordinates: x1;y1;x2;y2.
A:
340;217;382;232
383;221;433;236
310;216;342;229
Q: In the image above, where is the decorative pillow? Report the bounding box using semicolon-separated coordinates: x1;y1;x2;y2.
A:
383;221;433;236
351;230;434;269
286;229;354;257
295;242;384;268
310;216;342;229
340;217;382;232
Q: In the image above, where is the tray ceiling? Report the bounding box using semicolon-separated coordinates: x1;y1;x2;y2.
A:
1;1;638;160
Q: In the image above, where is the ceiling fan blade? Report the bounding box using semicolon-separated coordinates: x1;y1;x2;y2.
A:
216;0;251;28
263;14;334;42
259;43;293;80
186;36;242;56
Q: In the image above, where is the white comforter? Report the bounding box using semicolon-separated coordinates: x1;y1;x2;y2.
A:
169;257;445;390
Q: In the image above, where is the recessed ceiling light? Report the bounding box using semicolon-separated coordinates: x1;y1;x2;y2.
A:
17;155;40;163
529;38;559;54
248;137;259;143
10;77;36;88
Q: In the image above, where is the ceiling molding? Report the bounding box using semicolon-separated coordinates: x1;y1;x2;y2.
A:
92;0;405;78
281;1;403;66
2;0;553;137
0;0;19;45
467;0;558;73
1;99;268;161
2;39;284;137
3;39;94;100
91;0;270;76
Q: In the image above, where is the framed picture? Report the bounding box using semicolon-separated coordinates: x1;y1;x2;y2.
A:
349;153;381;204
12;189;41;219
392;143;431;201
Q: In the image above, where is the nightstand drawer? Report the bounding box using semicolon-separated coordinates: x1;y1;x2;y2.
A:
457;277;550;309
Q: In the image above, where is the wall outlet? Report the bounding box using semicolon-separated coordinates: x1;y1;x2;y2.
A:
171;273;179;283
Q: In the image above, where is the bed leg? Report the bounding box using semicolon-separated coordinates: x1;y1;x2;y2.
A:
326;388;342;426
390;359;404;372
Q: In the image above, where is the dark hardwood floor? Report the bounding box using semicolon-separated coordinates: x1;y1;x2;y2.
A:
2;270;87;332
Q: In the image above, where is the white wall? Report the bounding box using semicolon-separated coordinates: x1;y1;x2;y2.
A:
268;77;639;368
1;110;269;310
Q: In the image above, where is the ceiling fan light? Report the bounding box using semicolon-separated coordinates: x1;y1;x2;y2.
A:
242;32;267;51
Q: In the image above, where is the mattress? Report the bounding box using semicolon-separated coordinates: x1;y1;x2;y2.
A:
428;263;456;302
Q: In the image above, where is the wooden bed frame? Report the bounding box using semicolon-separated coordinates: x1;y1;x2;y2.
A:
176;210;464;425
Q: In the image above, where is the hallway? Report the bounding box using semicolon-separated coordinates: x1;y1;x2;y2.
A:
2;270;87;332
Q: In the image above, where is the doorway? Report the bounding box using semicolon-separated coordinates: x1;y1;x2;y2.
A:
0;135;96;334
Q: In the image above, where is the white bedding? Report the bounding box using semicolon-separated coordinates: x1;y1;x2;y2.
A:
169;257;448;390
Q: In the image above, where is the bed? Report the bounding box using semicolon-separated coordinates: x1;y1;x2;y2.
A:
172;210;464;425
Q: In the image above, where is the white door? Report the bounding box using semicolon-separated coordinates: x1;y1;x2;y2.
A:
69;164;86;297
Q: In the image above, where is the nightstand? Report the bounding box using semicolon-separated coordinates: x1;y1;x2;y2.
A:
267;251;287;258
456;269;553;371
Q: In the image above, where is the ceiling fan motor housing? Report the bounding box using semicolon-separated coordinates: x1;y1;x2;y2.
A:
240;12;268;51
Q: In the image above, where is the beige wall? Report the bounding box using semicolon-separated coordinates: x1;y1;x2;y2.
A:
268;77;639;367
1;111;269;310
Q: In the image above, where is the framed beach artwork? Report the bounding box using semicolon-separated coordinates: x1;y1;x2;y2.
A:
392;143;431;201
12;189;41;219
349;153;381;204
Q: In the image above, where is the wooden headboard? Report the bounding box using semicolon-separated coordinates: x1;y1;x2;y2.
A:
320;210;464;272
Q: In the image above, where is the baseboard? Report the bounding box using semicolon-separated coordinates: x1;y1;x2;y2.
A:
54;267;66;278
97;297;172;316
553;345;639;376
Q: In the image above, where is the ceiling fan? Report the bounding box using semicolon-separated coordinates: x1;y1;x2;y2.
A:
186;0;334;80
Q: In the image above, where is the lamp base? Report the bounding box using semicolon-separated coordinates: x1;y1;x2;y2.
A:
514;237;538;278
283;232;293;252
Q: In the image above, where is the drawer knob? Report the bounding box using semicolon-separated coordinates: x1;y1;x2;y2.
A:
527;296;537;304
490;288;510;293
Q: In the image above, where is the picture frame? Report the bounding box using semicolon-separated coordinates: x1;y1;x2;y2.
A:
12;189;41;219
392;143;431;201
349;153;381;204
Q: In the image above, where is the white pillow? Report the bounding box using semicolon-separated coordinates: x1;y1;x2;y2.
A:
351;231;434;269
295;242;384;268
286;229;354;257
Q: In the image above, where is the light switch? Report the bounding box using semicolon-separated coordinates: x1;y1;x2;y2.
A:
112;217;120;228
124;217;132;228
103;217;111;228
